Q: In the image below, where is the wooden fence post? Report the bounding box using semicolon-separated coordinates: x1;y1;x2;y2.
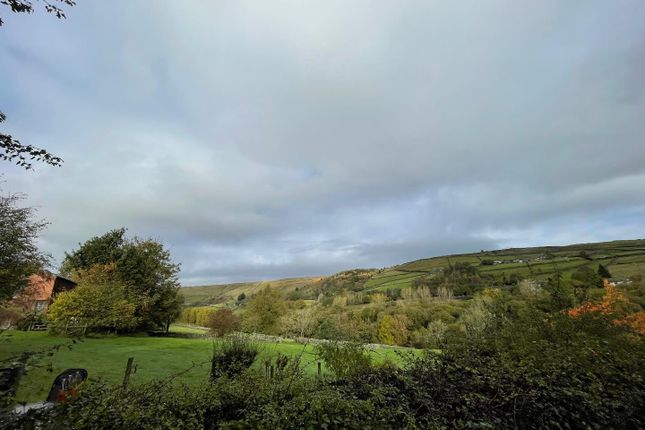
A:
122;357;135;390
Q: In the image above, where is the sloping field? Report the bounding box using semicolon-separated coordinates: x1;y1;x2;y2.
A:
362;239;645;291
181;277;323;306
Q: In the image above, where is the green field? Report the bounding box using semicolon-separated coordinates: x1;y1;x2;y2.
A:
0;327;419;403
362;239;645;291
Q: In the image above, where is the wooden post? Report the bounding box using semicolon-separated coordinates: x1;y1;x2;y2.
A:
122;357;135;390
317;362;321;378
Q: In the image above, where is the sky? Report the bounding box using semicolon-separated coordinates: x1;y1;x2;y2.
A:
1;1;644;285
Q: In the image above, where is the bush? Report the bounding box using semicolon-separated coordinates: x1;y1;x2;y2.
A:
48;283;138;333
210;334;259;380
0;307;25;329
206;308;240;337
314;340;372;378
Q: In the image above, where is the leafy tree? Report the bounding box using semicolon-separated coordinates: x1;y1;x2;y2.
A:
60;228;127;274
570;266;603;302
1;3;73;167
1;113;63;169
314;340;372;378
369;292;387;304
544;273;573;311
207;308;241;337
378;314;411;345
460;294;495;338
426;319;449;348
241;286;286;335
597;263;612;279
60;228;182;331
48;280;139;332
0;0;75;26
280;306;317;338
0;191;49;302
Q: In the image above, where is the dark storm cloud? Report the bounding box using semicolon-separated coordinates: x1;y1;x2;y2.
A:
1;1;644;284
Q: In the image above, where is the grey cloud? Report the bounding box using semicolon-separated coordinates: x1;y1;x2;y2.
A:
1;1;644;283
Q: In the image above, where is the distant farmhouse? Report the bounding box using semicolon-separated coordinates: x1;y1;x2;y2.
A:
12;271;77;313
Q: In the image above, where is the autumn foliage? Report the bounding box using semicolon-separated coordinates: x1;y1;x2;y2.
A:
567;284;644;335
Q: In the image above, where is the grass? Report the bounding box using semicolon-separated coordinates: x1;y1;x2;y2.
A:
0;328;420;403
169;324;209;335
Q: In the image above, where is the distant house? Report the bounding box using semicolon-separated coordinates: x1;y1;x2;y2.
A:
12;271;77;313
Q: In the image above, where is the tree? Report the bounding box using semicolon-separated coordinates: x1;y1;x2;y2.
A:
48;281;139;333
0;0;75;26
60;228;182;330
1;2;74;168
207;308;241;337
544;273;573;311
378;314;411;345
369;292;387;304
1;113;63;169
280;306;317;338
241;286;286;335
60;228;127;274
570;266;603;302
460;294;494;338
0;191;49;302
597;264;612;279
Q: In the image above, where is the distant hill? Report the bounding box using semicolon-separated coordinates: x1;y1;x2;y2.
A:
180;277;324;306
181;239;645;306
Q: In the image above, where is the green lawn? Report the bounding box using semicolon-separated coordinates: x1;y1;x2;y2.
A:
168;324;209;335
0;329;419;403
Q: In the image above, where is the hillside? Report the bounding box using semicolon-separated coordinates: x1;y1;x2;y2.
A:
181;238;645;305
181;276;324;306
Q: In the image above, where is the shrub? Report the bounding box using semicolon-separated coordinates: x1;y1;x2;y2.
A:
47;283;138;333
206;308;240;337
210;334;259;380
314;340;372;378
0;306;25;329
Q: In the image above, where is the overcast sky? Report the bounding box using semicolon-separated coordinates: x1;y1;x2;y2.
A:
1;1;644;285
